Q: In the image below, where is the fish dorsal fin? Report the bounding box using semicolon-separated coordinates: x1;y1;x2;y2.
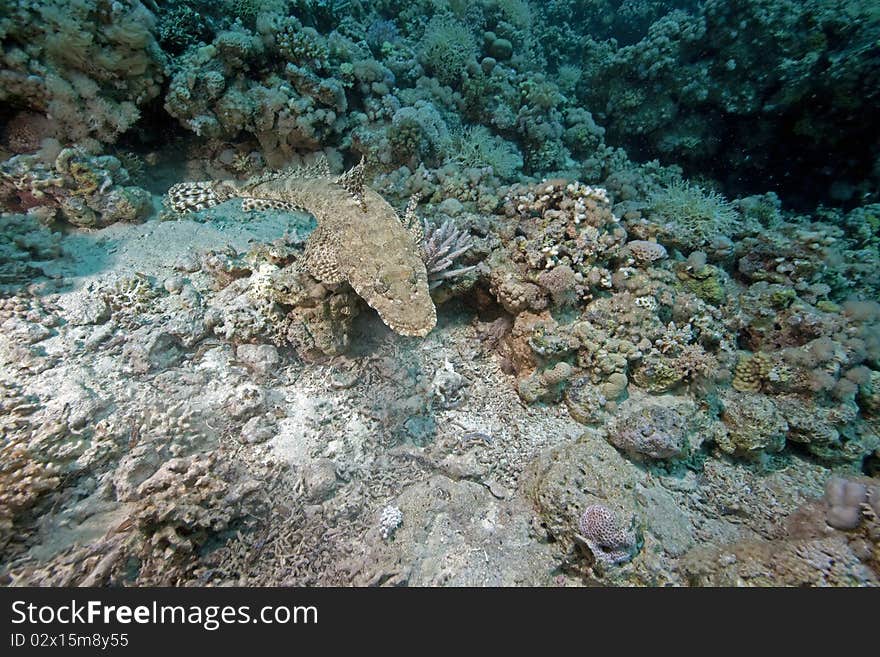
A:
289;154;331;180
305;154;331;178
303;225;344;284
335;155;367;211
241;168;287;190
240;155;332;192
400;193;424;243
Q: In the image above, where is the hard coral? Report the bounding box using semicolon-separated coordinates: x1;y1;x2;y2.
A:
419;15;477;87
1;147;151;227
649;179;738;251
420;216;476;290
496;178;625;307
578;504;638;566
625;239;667;265
823;476;875;531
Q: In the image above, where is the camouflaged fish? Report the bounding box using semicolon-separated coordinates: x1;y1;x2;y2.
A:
165;158;437;337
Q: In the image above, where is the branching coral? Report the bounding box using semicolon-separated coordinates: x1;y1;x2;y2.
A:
451;126;522;180
420;217;476;289
418;15;477;88
493;179;626;310
649;179;738;251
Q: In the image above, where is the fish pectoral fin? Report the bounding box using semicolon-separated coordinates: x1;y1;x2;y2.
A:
304;226;345;284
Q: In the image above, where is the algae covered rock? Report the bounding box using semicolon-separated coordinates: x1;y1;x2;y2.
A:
521;436;642;575
675;262;726;305
606;401;702;462
718;391;788;457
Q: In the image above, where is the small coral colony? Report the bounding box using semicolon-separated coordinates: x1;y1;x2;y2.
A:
0;1;878;586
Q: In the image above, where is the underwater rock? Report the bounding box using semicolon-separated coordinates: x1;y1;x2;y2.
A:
354;475;557;586
239;415;276;445
606;402;694;462
564;377;612;425
134;453;261;568
112;445;164;503
65;295;111;327
301;459;338;503
236;343;281;376
122;329;185;375
522;436;642;577
718;391;788;458
680;533;878;587
162;276;185;295
224;383;265;422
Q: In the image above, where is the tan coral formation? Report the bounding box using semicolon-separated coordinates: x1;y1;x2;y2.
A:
166;158;436;337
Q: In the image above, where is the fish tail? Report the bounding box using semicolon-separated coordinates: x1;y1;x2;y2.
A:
165;180;238;213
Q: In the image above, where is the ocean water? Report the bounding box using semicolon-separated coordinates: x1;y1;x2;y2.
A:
0;0;878;587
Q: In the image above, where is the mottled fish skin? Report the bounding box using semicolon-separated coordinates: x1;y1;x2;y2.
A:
166;165;437;337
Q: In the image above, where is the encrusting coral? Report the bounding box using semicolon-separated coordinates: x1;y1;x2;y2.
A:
1;146;151;227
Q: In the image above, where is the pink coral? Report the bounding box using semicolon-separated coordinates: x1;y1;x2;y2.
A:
578;504;637;565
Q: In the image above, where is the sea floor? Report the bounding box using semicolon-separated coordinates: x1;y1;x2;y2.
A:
1;203;875;587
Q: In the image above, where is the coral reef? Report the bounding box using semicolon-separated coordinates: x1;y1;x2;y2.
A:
1;146;151;226
0;0;164;145
577;0;880;203
1;0;879;590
